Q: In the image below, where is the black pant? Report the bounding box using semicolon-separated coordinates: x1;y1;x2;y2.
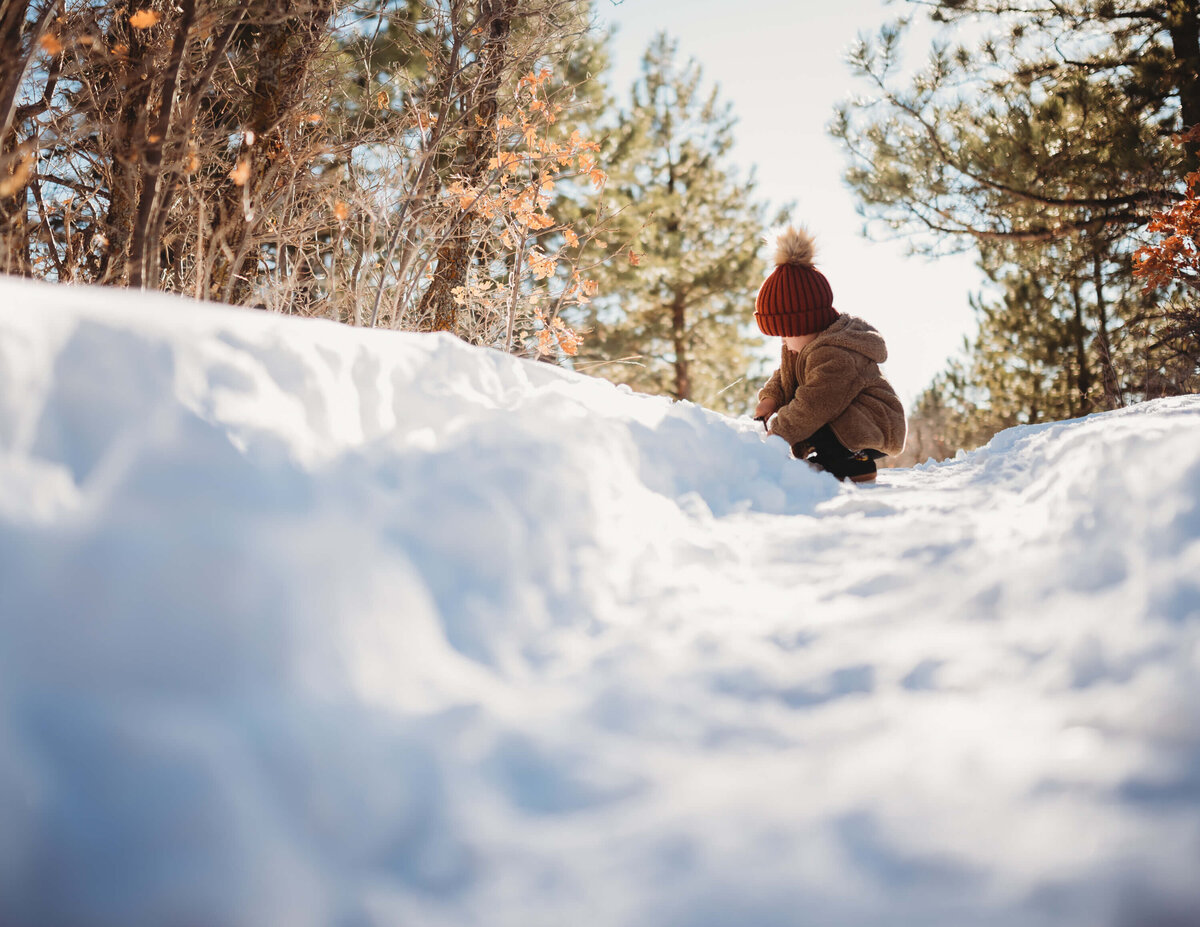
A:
795;425;883;481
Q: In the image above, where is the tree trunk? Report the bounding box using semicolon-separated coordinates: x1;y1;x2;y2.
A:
417;0;518;334
129;0;195;290
1168;0;1200;167
98;3;156;286
0;0;59;144
0;0;60;276
1069;279;1093;415
1093;251;1121;409
671;293;690;401
209;0;337;305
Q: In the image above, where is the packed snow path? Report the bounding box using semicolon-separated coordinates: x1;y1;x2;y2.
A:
2;279;1199;927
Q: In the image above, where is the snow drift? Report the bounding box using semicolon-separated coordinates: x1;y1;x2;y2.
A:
1;278;1198;927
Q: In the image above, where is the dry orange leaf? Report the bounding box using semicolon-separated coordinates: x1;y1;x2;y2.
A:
39;33;64;55
229;157;251;186
557;328;581;357
0;153;33;198
527;251;558;280
129;10;161;29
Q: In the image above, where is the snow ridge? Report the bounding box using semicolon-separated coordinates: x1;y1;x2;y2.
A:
1;278;1199;927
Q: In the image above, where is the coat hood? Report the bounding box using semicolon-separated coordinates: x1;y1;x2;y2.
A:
813;315;888;365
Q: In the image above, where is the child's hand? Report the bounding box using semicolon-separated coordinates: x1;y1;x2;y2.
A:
753;398;778;423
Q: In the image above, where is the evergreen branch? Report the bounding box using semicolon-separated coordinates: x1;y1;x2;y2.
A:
863;65;1173;213
904;1;1166;24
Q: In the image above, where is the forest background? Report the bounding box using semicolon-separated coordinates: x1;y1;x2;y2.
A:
1;0;1197;463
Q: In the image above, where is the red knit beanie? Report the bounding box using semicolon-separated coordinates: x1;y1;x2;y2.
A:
754;226;839;337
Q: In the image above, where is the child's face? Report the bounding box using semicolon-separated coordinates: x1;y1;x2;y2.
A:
783;333;817;352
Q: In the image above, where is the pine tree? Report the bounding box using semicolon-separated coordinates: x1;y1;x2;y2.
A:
904;246;1136;457
832;1;1200;447
833;3;1196;247
575;33;780;414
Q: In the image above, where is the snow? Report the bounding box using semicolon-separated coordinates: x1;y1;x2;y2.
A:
1;276;1199;927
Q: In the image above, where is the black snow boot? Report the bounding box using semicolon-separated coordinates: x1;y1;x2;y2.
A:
795;425;882;483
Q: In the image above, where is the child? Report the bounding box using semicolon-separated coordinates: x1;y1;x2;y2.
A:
752;226;906;483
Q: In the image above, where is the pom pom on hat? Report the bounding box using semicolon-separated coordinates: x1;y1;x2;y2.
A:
772;225;817;268
754;224;839;337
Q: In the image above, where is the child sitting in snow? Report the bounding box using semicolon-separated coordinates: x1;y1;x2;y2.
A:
752;227;906;483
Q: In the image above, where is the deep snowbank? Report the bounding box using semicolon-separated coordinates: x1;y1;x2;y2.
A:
1;278;1198;927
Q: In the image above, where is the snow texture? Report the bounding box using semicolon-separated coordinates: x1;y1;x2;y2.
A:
2;277;1199;927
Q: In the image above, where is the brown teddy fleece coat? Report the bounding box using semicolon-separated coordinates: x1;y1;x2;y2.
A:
759;315;907;458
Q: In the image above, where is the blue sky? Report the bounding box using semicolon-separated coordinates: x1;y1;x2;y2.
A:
593;0;990;405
